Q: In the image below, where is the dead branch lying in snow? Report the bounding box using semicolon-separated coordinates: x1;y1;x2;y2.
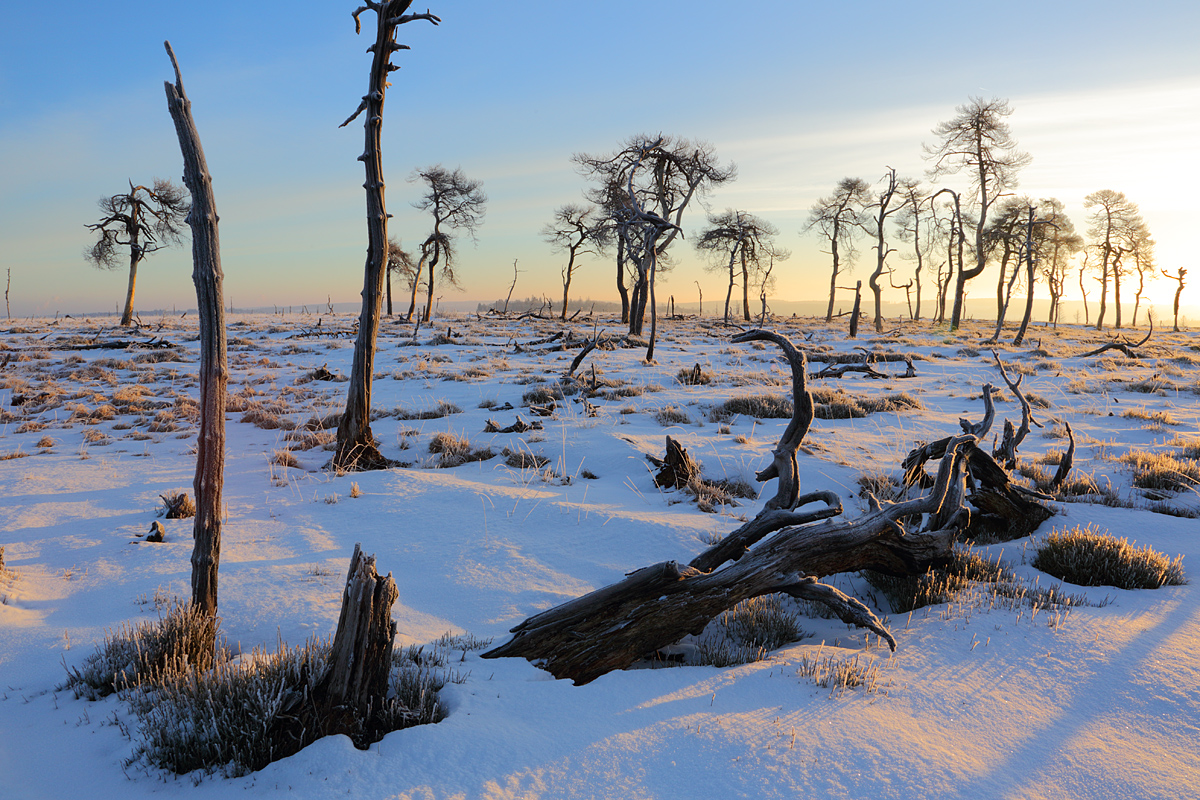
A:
1076;319;1153;359
483;329;976;685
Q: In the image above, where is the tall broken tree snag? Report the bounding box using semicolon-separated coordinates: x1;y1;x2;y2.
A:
483;329;975;685
269;545;408;755
322;544;401;722
164;42;227;617
335;2;440;472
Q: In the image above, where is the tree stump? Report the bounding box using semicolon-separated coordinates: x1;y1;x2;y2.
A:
649;436;700;489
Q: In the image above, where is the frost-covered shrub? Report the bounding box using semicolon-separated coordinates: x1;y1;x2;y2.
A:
62;600;221;699
1032;525;1186;590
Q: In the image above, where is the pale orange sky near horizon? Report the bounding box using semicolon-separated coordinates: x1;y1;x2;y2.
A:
2;2;1198;319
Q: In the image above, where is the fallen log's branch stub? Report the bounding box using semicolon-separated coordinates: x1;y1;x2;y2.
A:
904;384;995;486
688;490;842;573
1050;421;1076;491
1077;318;1153;359
959;383;997;438
730;329;813;510
990;351;1042;469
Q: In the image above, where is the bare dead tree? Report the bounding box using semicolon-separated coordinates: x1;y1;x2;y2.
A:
385;238;416;317
334;1;439;472
1128;227;1156;327
1036;198;1082;328
410;165;486;323
575;134;735;340
163;42;226;619
982;196;1030;342
85;179;189;327
804;177;870;322
930;188;965;326
925;97;1031;331
696;209;788;323
1085;190;1147;331
894;179;932;321
1162;267;1187;332
502;258;521;314
863;168;901;333
542;204;608;320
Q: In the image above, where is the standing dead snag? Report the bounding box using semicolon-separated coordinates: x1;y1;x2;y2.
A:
269;545;409;757
163;42;226;619
335;2;440;472
483;330;973;685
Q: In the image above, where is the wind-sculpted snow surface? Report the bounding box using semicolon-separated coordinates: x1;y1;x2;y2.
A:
0;312;1197;798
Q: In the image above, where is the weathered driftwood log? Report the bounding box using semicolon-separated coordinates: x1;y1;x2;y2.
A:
902;383;996;486
164;42;227;619
901;381;1053;541
482;329;970;685
1077;319;1152;359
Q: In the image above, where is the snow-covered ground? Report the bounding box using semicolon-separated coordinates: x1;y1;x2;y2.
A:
1;311;1197;799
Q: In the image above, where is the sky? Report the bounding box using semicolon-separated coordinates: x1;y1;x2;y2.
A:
2;1;1199;319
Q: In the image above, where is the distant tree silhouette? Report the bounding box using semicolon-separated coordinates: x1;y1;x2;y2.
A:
863;168;903;332
925;97;1031;330
1035;198;1082;328
409;165;486;323
894;178;933;321
696;209;788;323
1084;190;1148;330
85;179;189;326
386;237;416;317
1162;267;1187;332
542;204;608;320
804;177;870;322
575;134;735;354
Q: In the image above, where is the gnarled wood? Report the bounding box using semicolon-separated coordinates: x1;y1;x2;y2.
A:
482;330;977;685
990;351;1042;469
483;437;976;684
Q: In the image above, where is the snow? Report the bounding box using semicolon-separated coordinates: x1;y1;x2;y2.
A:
1;312;1198;799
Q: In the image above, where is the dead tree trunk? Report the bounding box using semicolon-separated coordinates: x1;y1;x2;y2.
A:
269;545;407;756
334;2;440;471
483;329;973;685
321;544;400;723
849;280;862;339
164;42;227;618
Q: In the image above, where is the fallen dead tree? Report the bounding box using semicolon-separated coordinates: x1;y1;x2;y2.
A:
483;329;976;685
1077;319;1153;359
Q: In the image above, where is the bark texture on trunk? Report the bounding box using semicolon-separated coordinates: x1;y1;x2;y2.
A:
164;42;227;618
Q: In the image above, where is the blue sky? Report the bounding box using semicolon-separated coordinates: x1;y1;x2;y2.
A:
2;1;1198;317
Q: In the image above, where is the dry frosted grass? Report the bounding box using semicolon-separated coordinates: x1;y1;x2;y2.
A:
1032;525;1186;589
